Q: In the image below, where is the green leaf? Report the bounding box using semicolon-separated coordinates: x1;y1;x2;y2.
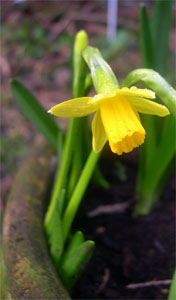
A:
139;4;156;69
168;269;176;300
57;130;65;164
139;4;158;170
72;30;88;98
10;79;59;149
128;1;174;216
84;74;93;96
151;0;173;75
93;166;110;189
147;115;176;193
62;150;101;242
135;115;176;215
122;69;176;117
123;69;176;215
60;240;95;290
61;231;85;264
46;199;64;266
114;161;127;182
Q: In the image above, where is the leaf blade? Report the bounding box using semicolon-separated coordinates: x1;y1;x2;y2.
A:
139;4;156;69
10;79;59;149
151;0;173;75
60;240;95;290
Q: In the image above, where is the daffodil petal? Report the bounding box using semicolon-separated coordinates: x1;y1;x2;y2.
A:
127;97;170;116
133;108;141;121
48;97;100;117
92;110;107;153
100;97;145;155
116;86;155;99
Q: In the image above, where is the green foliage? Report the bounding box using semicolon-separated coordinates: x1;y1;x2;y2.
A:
11;68;96;290
135;115;176;214
46;197;64;265
63;231;85;259
123;0;175;215
168;269;176;300
139;5;156;69
61;150;101;242
14;19;73;58
123;68;176;214
10;79;59;149
114;161;127;182
151;0;173;75
60;240;95;290
72;30;88;98
44;31;97;291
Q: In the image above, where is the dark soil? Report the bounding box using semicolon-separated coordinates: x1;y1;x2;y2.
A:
71;159;175;300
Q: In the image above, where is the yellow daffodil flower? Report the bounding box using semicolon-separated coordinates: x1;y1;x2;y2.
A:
48;86;169;155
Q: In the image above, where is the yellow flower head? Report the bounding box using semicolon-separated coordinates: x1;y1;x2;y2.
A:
49;46;170;155
48;86;169;155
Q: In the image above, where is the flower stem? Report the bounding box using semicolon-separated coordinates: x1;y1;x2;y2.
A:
67;121;83;198
62;150;101;242
45;117;80;227
45;30;88;229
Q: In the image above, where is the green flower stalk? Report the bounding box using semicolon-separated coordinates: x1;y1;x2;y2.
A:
44;31;89;270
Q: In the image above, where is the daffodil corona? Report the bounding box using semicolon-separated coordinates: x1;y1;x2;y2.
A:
48;86;169;155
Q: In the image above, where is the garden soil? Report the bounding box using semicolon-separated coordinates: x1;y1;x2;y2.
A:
71;158;175;300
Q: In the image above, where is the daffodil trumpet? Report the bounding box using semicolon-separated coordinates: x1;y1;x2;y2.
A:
48;47;169;155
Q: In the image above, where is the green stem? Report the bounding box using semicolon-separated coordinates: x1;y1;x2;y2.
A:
45;31;88;229
57;131;65;163
45;117;80;227
67;123;83;198
72;30;88;98
62;150;101;242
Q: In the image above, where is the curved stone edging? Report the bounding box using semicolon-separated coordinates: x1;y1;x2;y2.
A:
3;140;71;300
